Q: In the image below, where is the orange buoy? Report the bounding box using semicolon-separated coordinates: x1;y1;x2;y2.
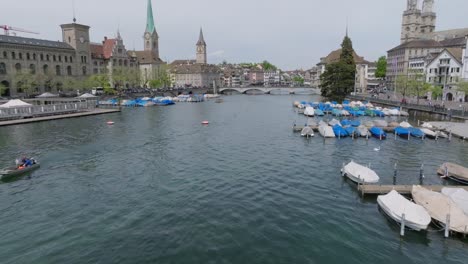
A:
107;121;115;125
202;121;209;125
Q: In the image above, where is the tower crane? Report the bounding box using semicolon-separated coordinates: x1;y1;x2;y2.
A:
0;25;39;36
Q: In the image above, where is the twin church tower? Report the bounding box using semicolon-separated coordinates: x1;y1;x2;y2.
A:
401;0;436;43
143;0;207;64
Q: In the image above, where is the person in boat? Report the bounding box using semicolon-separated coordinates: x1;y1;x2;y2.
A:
17;157;33;169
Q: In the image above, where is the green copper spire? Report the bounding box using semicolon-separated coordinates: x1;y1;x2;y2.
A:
146;0;155;33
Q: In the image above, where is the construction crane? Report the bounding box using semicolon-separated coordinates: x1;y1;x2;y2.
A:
0;25;39;36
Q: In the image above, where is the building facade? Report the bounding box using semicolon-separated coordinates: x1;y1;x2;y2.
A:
426;48;464;101
169;29;221;88
401;0;436;43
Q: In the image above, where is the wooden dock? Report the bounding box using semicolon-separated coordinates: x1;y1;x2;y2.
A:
0;108;120;127
357;184;468;195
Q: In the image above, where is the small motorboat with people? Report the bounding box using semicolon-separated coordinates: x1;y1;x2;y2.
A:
437;162;468;185
377;190;431;231
301;126;315;137
0;157;40;179
412;186;468;234
341;161;380;184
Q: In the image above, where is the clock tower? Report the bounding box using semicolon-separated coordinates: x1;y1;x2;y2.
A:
60;21;91;75
144;0;159;59
196;28;207;64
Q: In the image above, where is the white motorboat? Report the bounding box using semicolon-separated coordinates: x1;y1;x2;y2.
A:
377;190;431;231
318;125;335;138
341;161;380;184
373;120;388;127
356;125;370;137
341;110;350;116
304;107;315;117
421;122;434;129
442;188;468;216
420;128;437;139
437;162;468;184
412;186;468;234
328;118;341;127
436;131;448;138
399;121;412;128
301;126;315;137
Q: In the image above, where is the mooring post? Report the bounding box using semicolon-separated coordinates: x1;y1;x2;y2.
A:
445;214;451;238
420;164;424;184
400;213;406;237
449;132;452;141
408;132;410;141
445;165;449;178
393;163;398;185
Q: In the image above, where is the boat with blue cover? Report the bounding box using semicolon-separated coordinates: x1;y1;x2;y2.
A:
373;110;385;117
314;109;325;116
332;109;342;116
345;126;356;136
394;126;410;137
333;124;348;138
350;120;361;127
341;120;351;126
409;127;425;138
370;127;387;139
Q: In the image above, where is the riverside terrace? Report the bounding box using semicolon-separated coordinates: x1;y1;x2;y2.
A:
0;98;119;126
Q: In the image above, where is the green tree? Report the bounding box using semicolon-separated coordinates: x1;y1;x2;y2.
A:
395;74;409;97
292;76;304;85
320;35;356;101
13;72;36;97
375;56;387;78
457;80;468;96
0;83;7;97
261;60;277;71
84;74;111;90
148;65;170;89
430;85;443;100
406;71;431;104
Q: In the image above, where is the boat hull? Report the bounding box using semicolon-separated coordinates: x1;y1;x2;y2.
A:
0;163;40;179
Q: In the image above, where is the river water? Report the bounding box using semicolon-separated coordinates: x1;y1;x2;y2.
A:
1;95;467;263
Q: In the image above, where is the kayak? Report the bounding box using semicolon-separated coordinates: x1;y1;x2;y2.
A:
0;163;40;179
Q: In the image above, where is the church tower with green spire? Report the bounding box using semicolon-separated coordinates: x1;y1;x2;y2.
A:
143;0;159;58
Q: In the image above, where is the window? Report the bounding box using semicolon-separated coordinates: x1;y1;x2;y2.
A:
457;68;460;73
27;53;30;60
3;51;7;58
67;66;72;76
53;55;56;62
12;52;16;59
82;66;87;75
68;36;71;43
0;63;6;74
56;65;61;76
33;53;36;60
59;55;62;62
65;56;68;63
451;68;454;73
70;56;73;63
43;64;49;74
19;53;23;59
30;64;36;74
15;63;21;73
40;54;44;61
46;54;50;61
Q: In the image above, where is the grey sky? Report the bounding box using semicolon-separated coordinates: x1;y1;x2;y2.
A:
2;0;468;69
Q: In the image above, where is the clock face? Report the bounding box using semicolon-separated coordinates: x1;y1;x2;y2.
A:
79;37;85;43
145;33;151;40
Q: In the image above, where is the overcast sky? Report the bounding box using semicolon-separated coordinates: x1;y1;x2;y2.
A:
2;0;468;69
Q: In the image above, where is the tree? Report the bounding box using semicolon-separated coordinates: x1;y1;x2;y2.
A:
406;71;430;104
395;74;409;98
292;76;304;85
0;83;7;97
457;80;468;97
13;72;35;97
430;85;443;100
320;35;356;102
148;65;170;89
261;60;277;71
84;74;111;91
375;56;387;79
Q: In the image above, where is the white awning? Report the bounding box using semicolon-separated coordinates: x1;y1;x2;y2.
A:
0;99;33;108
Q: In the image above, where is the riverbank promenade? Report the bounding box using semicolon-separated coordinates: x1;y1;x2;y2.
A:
348;94;468;120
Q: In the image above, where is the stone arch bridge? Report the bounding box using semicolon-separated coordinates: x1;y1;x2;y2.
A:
218;87;319;94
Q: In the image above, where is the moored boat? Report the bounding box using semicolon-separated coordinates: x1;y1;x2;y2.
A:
318;125;335;138
341;161;380;183
437;162;468;184
408;127;425;138
301;127;315;137
420;128;437;139
333;124;348;138
356;125;370;137
370;127;387;139
412;186;468;234
377;190;431;231
441;188;468;215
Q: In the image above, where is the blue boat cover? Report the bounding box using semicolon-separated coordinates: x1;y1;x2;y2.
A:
394;127;410;136
409;127;424;138
333;124;348;137
350;120;361;127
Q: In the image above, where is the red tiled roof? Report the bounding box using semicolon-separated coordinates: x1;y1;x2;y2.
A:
90;43;104;59
103;39;116;59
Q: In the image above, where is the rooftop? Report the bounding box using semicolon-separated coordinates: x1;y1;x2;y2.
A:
0;35;74;50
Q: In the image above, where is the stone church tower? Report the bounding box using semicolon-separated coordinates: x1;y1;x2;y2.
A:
401;0;437;43
196;28;207;64
401;0;422;43
143;0;159;59
420;0;436;35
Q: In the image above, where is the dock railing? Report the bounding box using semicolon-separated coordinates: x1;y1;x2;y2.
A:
0;102;93;121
